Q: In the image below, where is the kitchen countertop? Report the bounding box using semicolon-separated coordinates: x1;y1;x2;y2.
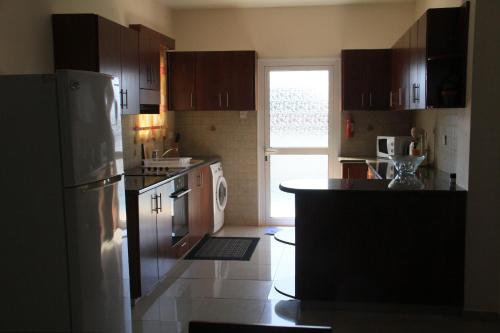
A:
281;157;465;193
125;156;220;194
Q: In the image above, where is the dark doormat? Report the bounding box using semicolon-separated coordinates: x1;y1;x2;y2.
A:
184;236;260;261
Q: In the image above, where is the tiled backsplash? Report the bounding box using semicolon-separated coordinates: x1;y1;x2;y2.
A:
175;111;258;226
121;112;176;170
413;108;463;174
340;111;413;157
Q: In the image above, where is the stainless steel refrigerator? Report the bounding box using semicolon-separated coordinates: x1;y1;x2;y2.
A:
0;70;131;332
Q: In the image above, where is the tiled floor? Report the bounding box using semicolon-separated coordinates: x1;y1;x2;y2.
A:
131;226;500;333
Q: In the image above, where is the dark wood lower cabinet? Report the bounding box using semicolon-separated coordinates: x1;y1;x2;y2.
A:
137;188;159;298
126;165;213;300
156;182;176;277
342;162;368;179
293;188;466;308
188;166;212;246
127;181;176;299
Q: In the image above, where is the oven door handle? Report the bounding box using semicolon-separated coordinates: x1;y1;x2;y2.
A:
170;188;192;199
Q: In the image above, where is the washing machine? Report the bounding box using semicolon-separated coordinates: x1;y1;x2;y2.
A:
210;162;227;233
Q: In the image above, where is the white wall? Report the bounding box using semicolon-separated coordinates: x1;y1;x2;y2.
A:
462;0;500;315
0;0;174;74
173;3;415;56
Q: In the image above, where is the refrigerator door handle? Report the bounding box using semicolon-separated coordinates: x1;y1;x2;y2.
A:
79;175;122;192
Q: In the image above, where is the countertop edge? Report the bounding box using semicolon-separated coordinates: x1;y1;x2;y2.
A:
125;156;221;194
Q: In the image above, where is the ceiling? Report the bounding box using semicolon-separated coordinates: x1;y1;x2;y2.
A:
159;0;415;10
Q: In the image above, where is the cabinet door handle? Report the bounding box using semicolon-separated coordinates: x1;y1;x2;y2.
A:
151;194;157;213
226;91;229;109
361;93;364;108
190;92;193;109
197;173;202;187
218;93;222;109
413;84;420;103
389;92;393;108
369;93;373;108
398;88;402;106
120;89;124;109
157;193;162;212
125;90;128;109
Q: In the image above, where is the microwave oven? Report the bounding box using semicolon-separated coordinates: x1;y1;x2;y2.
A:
376;136;412;158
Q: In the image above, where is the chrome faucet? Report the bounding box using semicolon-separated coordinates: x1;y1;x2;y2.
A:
161;147;178;158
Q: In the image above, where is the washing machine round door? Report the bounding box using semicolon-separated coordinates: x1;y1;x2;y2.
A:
216;176;228;211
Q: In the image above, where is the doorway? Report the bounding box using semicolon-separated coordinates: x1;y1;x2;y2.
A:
259;60;339;225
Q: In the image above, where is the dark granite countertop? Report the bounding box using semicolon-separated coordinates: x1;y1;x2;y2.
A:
280;162;465;193
125;156;220;194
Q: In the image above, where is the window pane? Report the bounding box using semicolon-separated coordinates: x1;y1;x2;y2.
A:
270;155;328;218
269;70;329;148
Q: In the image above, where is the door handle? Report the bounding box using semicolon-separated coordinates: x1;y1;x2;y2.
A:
218;93;222;109
120;89;124;109
125;90;128;109
264;147;278;156
226;91;229;109
190;92;193;109
389;92;393;108
361;93;364;108
369;92;373;108
398;88;402;106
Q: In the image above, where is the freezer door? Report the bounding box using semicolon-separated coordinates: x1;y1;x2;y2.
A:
63;175;131;332
57;70;124;187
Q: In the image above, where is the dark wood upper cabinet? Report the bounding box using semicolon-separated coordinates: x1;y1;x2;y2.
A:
391;32;411;110
196;52;225;111
52;14;140;114
425;5;469;108
136;29;160;91
97;17;122;80
167;51;257;111
120;28;140;115
342;50;366;111
341;49;391;111
130;25;175;110
343;4;468;112
394;4;469;110
224;51;256;110
167;52;196;111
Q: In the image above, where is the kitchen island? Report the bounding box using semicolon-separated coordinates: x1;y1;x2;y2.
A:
280;166;467;310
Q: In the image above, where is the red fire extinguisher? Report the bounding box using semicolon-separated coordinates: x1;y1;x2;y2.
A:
345;116;354;138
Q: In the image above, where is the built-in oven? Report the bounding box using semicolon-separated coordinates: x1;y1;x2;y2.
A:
170;175;191;246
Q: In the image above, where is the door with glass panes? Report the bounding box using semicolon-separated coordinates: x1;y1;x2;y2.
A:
264;66;333;224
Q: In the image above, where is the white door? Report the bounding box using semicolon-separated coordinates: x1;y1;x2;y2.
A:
264;65;334;225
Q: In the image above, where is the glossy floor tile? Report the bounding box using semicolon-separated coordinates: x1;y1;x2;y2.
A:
131;226;500;333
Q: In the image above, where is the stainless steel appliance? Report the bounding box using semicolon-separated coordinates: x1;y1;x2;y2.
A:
1;70;131;332
170;175;191;245
376;136;412;158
